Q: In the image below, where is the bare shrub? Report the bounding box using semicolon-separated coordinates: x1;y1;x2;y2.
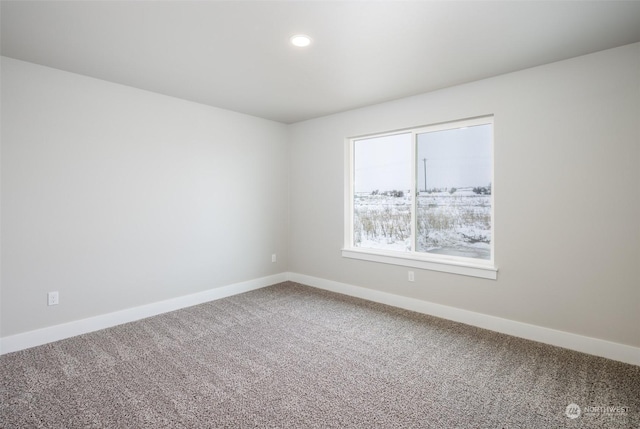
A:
354;193;491;252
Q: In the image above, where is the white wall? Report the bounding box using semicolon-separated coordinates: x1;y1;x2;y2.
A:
1;57;289;337
288;43;640;348
2;43;639;353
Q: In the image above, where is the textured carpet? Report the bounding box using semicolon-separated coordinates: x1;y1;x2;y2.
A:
1;281;638;428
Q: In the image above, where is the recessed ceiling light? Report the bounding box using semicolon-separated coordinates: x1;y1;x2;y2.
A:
290;34;312;48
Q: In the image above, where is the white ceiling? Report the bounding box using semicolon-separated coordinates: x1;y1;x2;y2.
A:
2;1;640;124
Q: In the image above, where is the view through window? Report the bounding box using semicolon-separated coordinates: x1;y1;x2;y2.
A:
350;117;493;264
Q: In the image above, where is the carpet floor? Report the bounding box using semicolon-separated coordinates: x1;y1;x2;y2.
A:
1;281;639;428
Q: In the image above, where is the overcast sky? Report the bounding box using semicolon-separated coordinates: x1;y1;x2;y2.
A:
417;124;492;190
354;124;491;193
354;133;412;193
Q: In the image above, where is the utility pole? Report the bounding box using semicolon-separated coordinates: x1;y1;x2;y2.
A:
423;158;427;192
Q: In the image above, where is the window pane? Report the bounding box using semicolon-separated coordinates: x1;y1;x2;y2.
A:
416;124;492;260
353;133;412;252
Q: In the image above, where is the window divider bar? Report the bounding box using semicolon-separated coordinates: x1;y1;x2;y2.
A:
410;131;417;253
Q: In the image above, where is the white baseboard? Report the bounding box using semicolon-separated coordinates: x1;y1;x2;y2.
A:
3;271;637;366
0;273;287;355
287;272;640;367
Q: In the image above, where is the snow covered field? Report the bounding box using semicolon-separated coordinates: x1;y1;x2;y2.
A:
353;188;491;260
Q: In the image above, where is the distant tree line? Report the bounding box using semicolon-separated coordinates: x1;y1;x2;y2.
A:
368;183;491;197
472;183;492;195
423;187;456;194
370;189;405;198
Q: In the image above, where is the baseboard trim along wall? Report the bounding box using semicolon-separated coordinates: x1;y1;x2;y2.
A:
286;273;640;367
2;271;638;366
0;273;288;355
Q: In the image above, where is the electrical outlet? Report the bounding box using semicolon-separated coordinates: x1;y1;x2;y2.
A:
272;253;277;263
408;271;415;282
48;291;59;306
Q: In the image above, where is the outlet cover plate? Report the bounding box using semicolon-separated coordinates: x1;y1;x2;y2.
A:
48;291;59;306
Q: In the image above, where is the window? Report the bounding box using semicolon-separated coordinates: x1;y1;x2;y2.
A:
343;116;496;279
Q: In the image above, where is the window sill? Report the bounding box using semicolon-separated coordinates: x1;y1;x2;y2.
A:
341;248;497;280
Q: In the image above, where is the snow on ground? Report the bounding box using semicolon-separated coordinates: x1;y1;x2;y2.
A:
353;190;491;260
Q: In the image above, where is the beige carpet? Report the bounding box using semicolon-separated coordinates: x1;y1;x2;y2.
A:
1;281;638;428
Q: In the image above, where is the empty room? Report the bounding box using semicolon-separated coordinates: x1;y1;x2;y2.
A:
1;1;639;428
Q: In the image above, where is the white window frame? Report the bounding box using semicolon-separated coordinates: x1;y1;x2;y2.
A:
342;116;497;280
